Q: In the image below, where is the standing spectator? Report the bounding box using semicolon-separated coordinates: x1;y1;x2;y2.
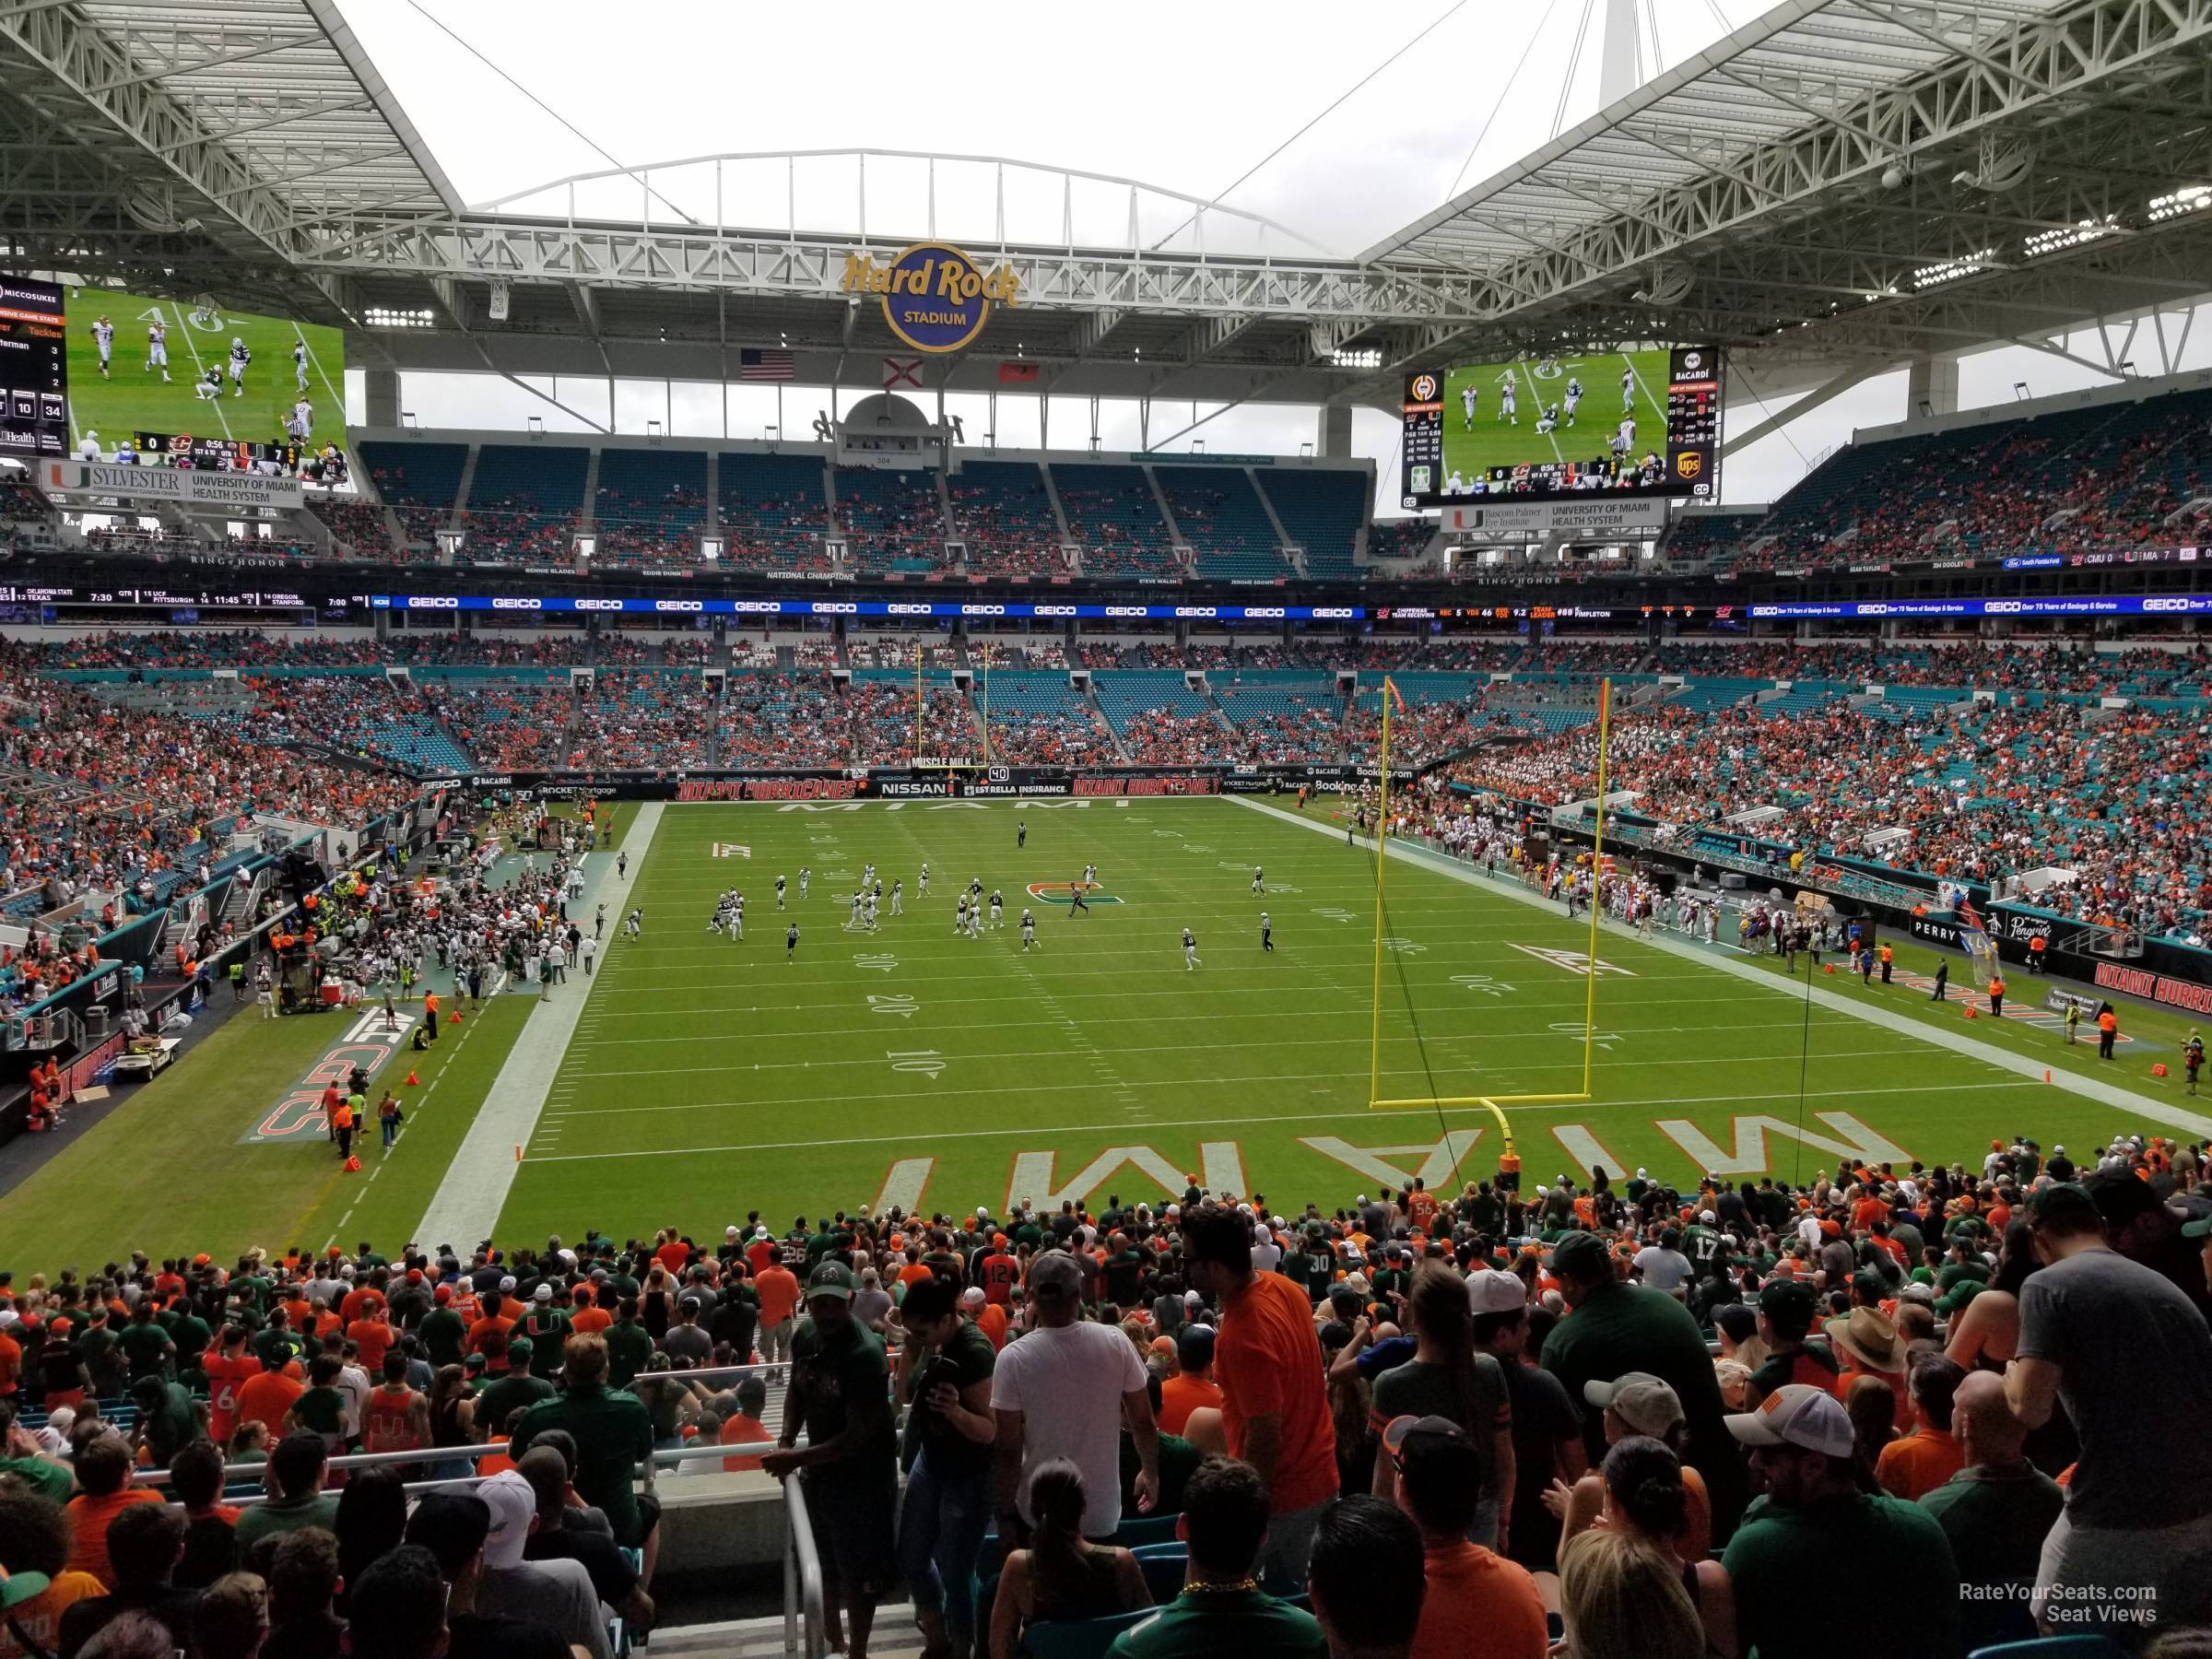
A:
191;1572;270;1659
234;1436;339;1550
1381;1417;1547;1659
260;1529;344;1659
1538;1232;1746;1538
1875;1356;1966;1501
510;1332;658;1585
515;1447;654;1639
402;1492;567;1659
1722;1384;1960;1659
342;1547;447;1659
895;1277;997;1659
63;1436;164;1588
1304;1496;1424;1659
1103;1456;1324;1659
756;1252;801;1380
1469;1267;1585;1575
56;1503;197;1653
990;1252;1159;1542
759;1263;897;1659
2006;1181;2212;1641
1369;1265;1514;1552
1182;1207;1338;1584
1920;1371;2065;1653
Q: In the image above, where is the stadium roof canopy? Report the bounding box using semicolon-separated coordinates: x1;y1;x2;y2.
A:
3;0;2210;417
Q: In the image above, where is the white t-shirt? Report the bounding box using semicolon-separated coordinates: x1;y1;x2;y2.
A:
990;1320;1146;1535
1633;1246;1692;1293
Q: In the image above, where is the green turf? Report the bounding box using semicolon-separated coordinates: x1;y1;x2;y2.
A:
0;994;531;1270
489;797;2212;1240
1436;350;1668;486
64;287;345;453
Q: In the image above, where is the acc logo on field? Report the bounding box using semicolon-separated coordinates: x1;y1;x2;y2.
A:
842;242;1018;355
1675;450;1704;479
1409;373;1439;403
1027;881;1123;907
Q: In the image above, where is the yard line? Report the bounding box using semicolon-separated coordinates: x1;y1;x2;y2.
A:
166;304;233;439
522;1078;2042;1163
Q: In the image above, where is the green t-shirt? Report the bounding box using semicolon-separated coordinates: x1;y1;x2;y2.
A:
168;1312;214;1371
476;1371;555;1439
0;1452;73;1504
1920;1465;2065;1653
233;1493;341;1549
1104;1591;1329;1659
900;1321;996;1478
117;1322;173;1380
294;1385;349;1440
789;1315;895;1488
512;1382;655;1547
604;1320;654;1388
1723;1490;1960;1659
251;1326;301;1372
1121;1430;1201;1517
520;1307;571;1374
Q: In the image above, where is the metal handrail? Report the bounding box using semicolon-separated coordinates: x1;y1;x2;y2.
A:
785;1462;828;1659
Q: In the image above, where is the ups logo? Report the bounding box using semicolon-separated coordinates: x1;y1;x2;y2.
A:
1676;450;1704;479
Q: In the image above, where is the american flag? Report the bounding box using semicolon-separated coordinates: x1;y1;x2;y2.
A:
737;348;794;382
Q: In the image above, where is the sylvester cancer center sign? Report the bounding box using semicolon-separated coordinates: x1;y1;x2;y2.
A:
842;243;1019;354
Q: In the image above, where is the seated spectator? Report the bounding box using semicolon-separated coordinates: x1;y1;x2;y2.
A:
191;1571;270;1659
63;1435;164;1589
718;1373;771;1471
516;1446;654;1637
69;1611;174;1659
1874;1356;1966;1501
1380;1417;1547;1659
0;1397;75;1502
403;1489;568;1659
1558;1528;1706;1659
341;1546;447;1659
1304;1495;1424;1659
1157;1325;1223;1438
988;1457;1150;1658
57;1502;196;1655
260;1530;342;1659
0;1482;109;1659
1102;1454;1324;1658
1920;1371;2065;1653
233;1434;339;1549
472;1469;612;1659
330;1465;406;1611
1722;1384;1960;1659
1547;1373;1710;1564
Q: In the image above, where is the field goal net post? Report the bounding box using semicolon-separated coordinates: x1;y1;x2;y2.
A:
1368;677;1616;1151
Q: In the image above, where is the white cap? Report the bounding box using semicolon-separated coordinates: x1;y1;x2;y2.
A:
726;1226;741;1239
1726;1384;1853;1458
1465;1269;1526;1315
478;1469;537;1569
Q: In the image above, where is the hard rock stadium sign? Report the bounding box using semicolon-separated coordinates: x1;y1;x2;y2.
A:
841;242;1020;354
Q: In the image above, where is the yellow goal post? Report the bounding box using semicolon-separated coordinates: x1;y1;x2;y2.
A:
1368;674;1615;1136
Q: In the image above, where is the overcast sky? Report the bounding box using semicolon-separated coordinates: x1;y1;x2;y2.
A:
333;0;2212;512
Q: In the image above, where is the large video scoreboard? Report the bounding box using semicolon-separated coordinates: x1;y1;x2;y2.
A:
1402;345;1720;511
0;277;68;456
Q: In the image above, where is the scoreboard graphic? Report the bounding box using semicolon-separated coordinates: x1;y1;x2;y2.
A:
0;277;68;456
1402;345;1721;512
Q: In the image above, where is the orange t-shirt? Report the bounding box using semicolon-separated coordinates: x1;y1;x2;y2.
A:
0;1571;107;1659
1877;1427;1964;1501
569;1306;613;1337
347;1319;394;1373
65;1488;164;1587
1157;1372;1225;1438
655;1241;689;1277
1411;1541;1548;1659
0;1330;19;1394
466;1313;515;1354
757;1266;800;1328
340;1287;385;1325
203;1352;264;1444
976;1303;1010;1351
721;1411;770;1472
477;1441;515;1477
1214;1272;1339;1514
236;1368;304;1438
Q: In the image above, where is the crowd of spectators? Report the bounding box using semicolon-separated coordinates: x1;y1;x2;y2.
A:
301;500;393;558
1117;708;1234;766
0;1135;2206;1657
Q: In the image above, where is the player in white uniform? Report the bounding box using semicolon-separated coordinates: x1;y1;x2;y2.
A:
1563;378;1583;424
863;891;878;931
1083;864;1098;889
146;320;171;380
864;863;877;891
293;339;310;393
989;889;1005;929
288;398;312;443
890;878;904;916
1252;865;1265;896
954;894;970;935
1020;908;1038;951
1461;384;1477;429
1445;470;1469;496
847;891;865;930
1621;364;1637;410
798;866;809;900
918;863;930;896
90;316;113;378
1499;374;1517;424
228;337;251;395
731;892;744;940
1183;928;1203;971
1613;417;1636;459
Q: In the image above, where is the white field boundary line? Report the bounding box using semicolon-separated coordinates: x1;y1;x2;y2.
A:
321;1006;488;1254
520;1078;2042;1164
1224;794;2212;1144
414;803;665;1244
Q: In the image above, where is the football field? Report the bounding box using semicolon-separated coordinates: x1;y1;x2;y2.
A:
1439;348;1670;482
64;288;346;452
488;796;2209;1238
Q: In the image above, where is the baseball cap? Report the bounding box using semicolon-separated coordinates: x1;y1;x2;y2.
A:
804;1262;854;1303
406;1489;493;1572
1726;1383;1853;1457
1382;1415;1482;1485
1584;1372;1686;1439
1759;1278;1816;1334
533;1284;553;1303
498;1276;517;1293
1176;1324;1217;1371
2029;1182;2101;1230
1030;1253;1084;1300
1465;1269;1527;1315
1550;1231;1610;1280
477;1469;537;1569
433;1284;453;1303
959;1286;986;1309
2181;1211;2212;1240
0;1566;53;1612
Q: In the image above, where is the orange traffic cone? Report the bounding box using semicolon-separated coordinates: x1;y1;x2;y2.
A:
1961;1006;1978;1020
343;1155;360;1172
2044;1069;2053;1083
449;1011;462;1024
405;1069;420;1087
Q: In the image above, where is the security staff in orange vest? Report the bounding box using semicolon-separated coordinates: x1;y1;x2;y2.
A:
1878;943;1894;984
2029;933;2048;973
2097;1004;2119;1060
1988;974;2006;1018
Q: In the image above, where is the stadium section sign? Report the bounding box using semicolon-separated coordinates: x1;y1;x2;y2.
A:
44;459;303;509
842;243;1019;354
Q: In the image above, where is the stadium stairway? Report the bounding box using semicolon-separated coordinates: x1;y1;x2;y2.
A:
1081;678;1134;760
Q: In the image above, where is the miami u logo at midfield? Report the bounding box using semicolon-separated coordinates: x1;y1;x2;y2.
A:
1027;882;1123;907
